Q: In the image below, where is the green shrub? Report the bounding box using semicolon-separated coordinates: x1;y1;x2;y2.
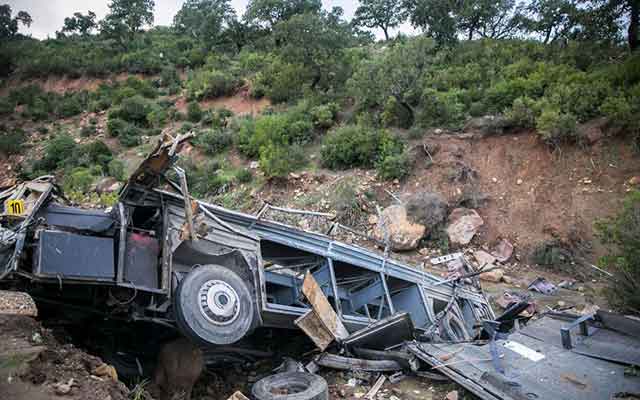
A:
0;98;14;115
107;118;128;137
56;94;84;118
63;166;98;193
376;152;411;180
310;103;339;129
381;97;413;129
235;169;252;183
187;101;203;123
236;117;257;157
108;159;126;181
22;97;52;121
596;191;640;313
79;141;113;169
600;84;640;141
506;97;540;129
147;107;168;128
209;108;233;129
196;129;233;155
419;89;466;128
260;143;305;179
160;66;181;88
38;134;78;170
536;109;577;145
120;125;143;147
186;69;238;100
110;95;152;126
0;128;26;155
321;124;402;170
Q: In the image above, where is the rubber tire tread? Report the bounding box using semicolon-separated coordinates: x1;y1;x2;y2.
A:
251;372;328;400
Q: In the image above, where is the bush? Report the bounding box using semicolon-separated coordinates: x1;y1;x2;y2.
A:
235;168;252;183
108;159;126;181
187;101;203;123
63;166;98;193
110;95;152;126
536;109;577;145
506;97;540;129
260;143;305;178
186;69;238;100
376;152;411;180
196;129;233;155
79;141;113;169
209;108;233;129
0;98;14;115
321;124;402;170
0;128;26;155
56;94;84;118
120;125;143;147
596;191;640;313
38;134;78;170
310;103;339;129
107;118;128;137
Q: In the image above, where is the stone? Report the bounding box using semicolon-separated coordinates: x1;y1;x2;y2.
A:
445;391;459;400
249;161;259;169
95;177;122;194
373;205;426;251
516;179;523;185
474;250;496;267
368;214;378;225
491;238;514;262
479;267;504;283
629;176;640;187
446;208;484;245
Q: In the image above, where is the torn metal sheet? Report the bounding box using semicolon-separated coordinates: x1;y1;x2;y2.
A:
314;353;403;372
343;312;414;351
408;315;640;400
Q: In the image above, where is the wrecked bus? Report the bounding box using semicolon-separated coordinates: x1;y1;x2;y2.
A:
0;134;493;347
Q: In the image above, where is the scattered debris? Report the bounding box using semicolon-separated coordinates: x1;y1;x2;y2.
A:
251;372;328;400
479;267;504;283
364;374;386;399
52;378;76;395
227;391;250;400
528;277;558;295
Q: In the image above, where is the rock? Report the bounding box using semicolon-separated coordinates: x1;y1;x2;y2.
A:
445;391;459;400
491;238;514;262
92;363;118;381
249;161;259;169
368;214;378;225
52;378;76;395
474;250;496;267
446;208;484;245
502;275;514;284
373;205;426;251
405;192;448;231
629;176;640;187
95;177;122;194
479;267;504;283
516;179;523;185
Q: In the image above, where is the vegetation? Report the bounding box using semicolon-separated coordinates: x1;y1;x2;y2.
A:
0;0;638;195
596;191;640;314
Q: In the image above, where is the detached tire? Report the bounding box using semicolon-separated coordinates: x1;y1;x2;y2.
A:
175;264;254;345
251;372;328;400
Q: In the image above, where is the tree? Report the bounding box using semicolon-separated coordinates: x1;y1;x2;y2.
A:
0;4;32;39
244;0;321;28
522;0;579;44
402;0;459;45
353;0;407;40
273;9;355;90
457;0;523;40
100;0;155;45
60;11;98;36
173;0;235;46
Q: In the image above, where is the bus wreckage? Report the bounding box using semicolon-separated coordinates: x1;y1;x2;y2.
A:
1;134;639;400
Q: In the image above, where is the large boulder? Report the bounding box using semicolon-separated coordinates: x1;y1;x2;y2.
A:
373;205;426;251
95;177;122;194
405;192;448;232
446;208;484;246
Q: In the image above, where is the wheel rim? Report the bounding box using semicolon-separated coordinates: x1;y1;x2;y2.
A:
198;280;240;326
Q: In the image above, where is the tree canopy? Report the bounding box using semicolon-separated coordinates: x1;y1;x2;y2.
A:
0;4;32;39
353;0;407;40
174;0;235;46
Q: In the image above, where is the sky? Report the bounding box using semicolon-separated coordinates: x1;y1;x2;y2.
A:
5;0;413;40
